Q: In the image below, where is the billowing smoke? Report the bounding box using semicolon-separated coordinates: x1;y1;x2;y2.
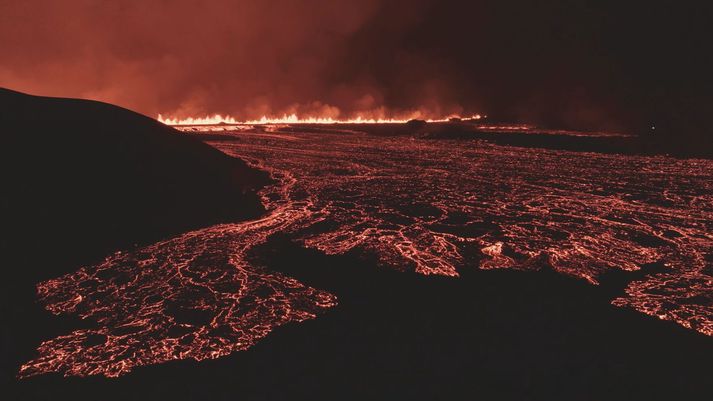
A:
1;1;711;133
0;0;464;120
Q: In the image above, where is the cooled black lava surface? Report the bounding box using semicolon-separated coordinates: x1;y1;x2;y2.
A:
3;96;712;400
8;236;713;401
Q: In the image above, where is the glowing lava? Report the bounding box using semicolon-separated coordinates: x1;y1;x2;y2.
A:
20;125;713;379
157;113;483;126
18;160;337;378
209;128;712;336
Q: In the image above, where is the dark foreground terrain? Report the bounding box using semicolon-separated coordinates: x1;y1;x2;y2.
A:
0;88;271;280
7;236;713;400
0;89;270;392
2;91;712;400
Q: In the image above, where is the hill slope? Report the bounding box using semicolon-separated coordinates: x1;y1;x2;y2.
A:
0;88;271;283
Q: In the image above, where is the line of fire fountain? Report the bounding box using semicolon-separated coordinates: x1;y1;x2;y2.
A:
157;113;484;126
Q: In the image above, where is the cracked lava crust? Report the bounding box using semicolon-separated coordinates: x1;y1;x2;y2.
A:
20;127;713;378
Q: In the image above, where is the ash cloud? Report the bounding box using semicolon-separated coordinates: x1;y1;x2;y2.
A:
0;0;454;120
1;1;712;134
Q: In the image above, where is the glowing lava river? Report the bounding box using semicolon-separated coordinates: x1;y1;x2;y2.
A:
20;126;713;378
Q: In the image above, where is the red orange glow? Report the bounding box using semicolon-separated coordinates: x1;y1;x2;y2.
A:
19;126;713;379
157;113;483;126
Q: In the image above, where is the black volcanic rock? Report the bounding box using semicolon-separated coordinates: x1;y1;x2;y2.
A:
0;88;271;283
406;118;427;128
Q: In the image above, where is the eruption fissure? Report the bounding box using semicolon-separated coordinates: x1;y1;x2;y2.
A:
157;113;483;126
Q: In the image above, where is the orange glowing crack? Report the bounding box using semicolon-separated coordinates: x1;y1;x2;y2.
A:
19;161;336;378
157;113;483;126
21;126;713;379
209;129;711;336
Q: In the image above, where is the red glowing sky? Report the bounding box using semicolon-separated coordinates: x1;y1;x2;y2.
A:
1;1;711;132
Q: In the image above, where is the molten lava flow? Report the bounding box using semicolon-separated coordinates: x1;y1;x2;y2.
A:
157;113;483;126
208;129;712;335
20;126;713;379
18;161;337;378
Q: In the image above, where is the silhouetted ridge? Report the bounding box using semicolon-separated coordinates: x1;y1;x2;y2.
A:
0;88;272;283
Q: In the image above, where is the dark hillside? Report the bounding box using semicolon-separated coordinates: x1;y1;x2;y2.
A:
0;88;271;283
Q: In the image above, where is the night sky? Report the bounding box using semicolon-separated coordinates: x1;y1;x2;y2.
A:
1;1;711;135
